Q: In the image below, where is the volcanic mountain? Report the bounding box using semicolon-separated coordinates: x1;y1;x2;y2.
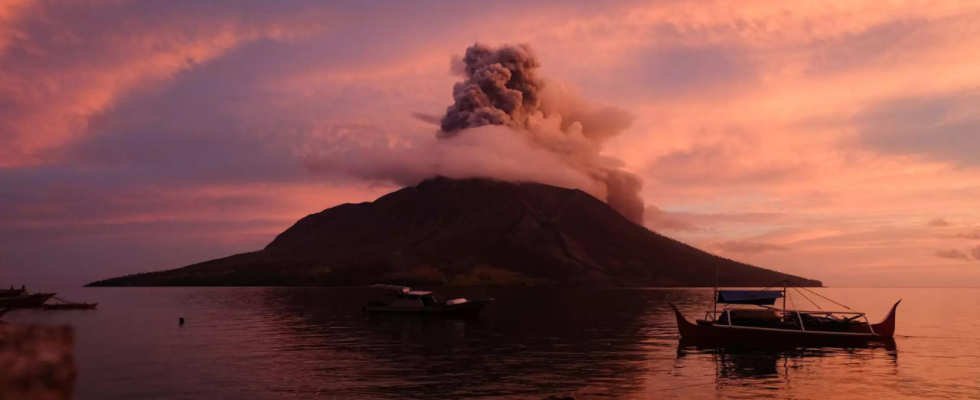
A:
88;178;821;287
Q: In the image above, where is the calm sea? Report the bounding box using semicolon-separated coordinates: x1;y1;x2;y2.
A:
5;287;979;399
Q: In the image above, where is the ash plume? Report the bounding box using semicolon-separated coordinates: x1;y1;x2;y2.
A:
439;43;645;223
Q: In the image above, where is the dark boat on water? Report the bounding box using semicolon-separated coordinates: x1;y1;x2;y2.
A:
0;292;56;308
670;280;900;347
365;284;493;317
0;287;27;297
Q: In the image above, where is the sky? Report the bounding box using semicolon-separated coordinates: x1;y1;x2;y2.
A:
1;0;979;288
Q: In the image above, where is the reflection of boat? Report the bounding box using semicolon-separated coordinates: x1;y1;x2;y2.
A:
365;284;493;317
43;302;98;310
670;280;900;347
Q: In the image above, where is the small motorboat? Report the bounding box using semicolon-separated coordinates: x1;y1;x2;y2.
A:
365;284;493;317
670;280;899;347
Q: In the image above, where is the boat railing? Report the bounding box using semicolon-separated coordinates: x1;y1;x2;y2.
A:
704;309;865;318
702;308;875;333
696;279;893;337
762;309;866;316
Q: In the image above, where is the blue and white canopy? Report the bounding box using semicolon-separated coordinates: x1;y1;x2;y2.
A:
716;290;784;305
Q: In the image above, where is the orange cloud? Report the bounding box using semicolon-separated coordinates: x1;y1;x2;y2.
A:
936;249;970;261
0;1;335;168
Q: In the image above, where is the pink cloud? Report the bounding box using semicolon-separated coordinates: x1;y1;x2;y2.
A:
936;249;971;261
644;206;700;232
953;229;980;240
928;218;951;227
715;240;789;254
0;1;336;168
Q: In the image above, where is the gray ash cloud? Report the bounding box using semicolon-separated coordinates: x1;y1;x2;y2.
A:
438;43;645;224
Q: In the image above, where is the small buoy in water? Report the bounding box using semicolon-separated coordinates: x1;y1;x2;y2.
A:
179;317;185;325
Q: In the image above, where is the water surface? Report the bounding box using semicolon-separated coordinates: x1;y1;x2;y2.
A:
6;287;979;399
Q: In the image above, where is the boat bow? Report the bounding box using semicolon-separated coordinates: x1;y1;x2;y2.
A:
870;300;900;337
668;303;704;338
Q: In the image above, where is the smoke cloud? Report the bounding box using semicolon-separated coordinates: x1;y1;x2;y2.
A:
936;249;971;261
304;43;645;223
438;43;645;223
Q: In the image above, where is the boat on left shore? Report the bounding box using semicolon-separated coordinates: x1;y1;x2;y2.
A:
0;286;57;308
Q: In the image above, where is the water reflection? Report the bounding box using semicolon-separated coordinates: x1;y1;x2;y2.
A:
12;287;979;399
249;287;686;398
676;339;899;396
245;287;912;398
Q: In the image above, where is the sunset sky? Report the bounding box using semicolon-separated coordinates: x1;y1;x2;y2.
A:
1;0;979;287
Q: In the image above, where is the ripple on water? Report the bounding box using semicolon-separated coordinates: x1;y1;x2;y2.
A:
5;287;979;399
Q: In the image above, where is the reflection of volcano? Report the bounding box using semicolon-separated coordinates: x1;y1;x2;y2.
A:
246;287;696;398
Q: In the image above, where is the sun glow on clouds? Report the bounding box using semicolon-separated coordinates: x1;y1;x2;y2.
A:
1;0;980;286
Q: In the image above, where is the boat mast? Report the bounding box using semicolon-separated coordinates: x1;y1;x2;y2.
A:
782;280;787;311
713;263;719;320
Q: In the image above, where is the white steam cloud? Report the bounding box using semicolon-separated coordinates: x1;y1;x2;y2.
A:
307;42;645;224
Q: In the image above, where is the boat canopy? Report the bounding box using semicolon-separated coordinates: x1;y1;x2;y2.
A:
717;290;783;305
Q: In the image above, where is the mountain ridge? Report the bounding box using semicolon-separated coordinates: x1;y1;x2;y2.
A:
87;177;821;287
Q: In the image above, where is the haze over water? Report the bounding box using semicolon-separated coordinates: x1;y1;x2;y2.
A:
7;287;978;399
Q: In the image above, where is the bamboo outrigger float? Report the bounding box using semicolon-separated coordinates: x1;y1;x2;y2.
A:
670;279;900;347
43;296;98;310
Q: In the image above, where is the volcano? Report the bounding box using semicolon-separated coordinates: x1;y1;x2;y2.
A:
88;177;821;287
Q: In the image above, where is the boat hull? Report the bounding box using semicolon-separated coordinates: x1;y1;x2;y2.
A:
669;301;900;347
0;289;27;298
0;293;56;308
366;298;492;317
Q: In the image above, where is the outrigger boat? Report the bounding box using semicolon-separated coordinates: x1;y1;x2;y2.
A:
0;290;56;308
0;285;56;308
670;280;900;347
365;284;493;317
43;296;98;310
0;287;27;297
